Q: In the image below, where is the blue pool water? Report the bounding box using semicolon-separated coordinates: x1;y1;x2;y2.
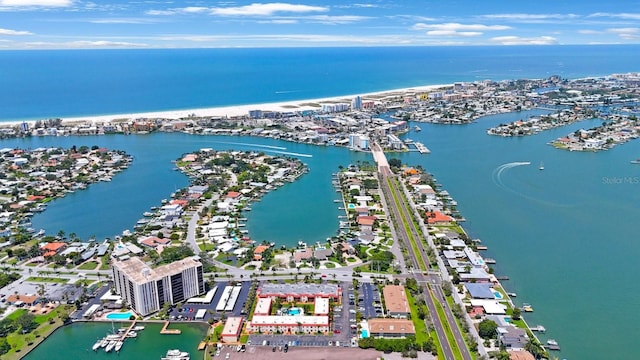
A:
347;203;356;210
493;291;504;300
288;308;301;315
361;329;369;338
106;311;134;320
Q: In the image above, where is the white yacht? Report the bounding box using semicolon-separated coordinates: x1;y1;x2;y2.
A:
161;349;190;360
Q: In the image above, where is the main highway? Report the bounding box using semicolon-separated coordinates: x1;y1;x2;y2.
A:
372;142;472;360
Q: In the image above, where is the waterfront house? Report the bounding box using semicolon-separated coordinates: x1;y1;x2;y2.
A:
498;326;529;350
425;211;455;225
313;247;333;261
40;242;67;258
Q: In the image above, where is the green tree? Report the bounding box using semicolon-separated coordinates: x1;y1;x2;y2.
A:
478;319;498;339
0;337;10;355
512;307;522;320
16;313;37;333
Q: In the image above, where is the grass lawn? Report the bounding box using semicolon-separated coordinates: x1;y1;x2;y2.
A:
25;277;68;284
100;255;111;270
3;305;74;360
405;291;429;344
77;261;99;270
324;262;336;269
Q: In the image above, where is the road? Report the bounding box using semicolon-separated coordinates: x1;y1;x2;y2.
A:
372;142;472;360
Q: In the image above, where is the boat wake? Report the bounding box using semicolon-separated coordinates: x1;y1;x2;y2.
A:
492;162;531;190
492;161;576;207
213;141;286;150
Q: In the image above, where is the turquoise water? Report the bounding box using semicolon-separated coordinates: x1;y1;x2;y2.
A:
492;291;503;300
348;203;356;209
105;312;134;320
361;329;369;338
24;322;208;360
3;46;640;359
288;308;302;315
2;45;640;121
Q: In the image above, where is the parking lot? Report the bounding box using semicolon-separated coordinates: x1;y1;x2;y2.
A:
169;281;252;322
359;283;382;319
210;345;387;360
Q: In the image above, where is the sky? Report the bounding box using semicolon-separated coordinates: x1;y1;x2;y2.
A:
1;0;640;49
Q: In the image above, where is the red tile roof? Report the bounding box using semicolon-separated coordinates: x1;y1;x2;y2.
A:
425;211;455;224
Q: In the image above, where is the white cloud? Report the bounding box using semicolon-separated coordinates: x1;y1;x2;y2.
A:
607;27;640;40
257;19;298;24
0;0;71;6
481;13;578;21
146;9;174;15
209;3;327;16
426;30;482;37
25;40;148;48
589;13;640;20
490;36;558;45
412;22;510;32
578;29;601;34
0;27;32;35
89;18;159;24
182;6;208;13
305;15;369;25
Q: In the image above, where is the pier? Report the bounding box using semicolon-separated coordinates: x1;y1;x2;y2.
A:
407;141;431;154
160;321;181;335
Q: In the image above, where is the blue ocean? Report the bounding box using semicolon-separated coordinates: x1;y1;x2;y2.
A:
2;45;640;360
1;45;639;121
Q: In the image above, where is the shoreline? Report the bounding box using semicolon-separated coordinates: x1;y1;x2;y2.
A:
0;84;452;128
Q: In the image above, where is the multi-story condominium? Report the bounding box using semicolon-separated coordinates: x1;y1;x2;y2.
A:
112;256;205;316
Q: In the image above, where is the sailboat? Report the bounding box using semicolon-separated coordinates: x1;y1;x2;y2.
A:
539;161;544;170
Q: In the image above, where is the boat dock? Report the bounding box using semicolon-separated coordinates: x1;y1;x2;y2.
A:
161;321;181;335
531;325;546;332
407;141;431;154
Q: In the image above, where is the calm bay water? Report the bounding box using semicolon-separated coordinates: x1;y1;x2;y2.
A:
1;46;640;359
24;322;208;360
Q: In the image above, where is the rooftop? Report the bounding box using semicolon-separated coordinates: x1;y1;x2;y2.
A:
368;318;415;334
112;256;202;284
382;285;410;314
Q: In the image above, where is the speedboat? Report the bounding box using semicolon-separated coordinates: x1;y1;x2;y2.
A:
115;341;123;352
631;158;640;164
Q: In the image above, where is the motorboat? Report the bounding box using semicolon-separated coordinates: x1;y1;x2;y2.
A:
161;349;190;360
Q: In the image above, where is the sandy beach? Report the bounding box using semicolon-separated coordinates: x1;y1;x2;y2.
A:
2;84;451;128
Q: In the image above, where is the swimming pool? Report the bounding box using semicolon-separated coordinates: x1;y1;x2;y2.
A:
106;311;134;320
288;308;302;316
347;203;356;210
361;329;369;338
493;291;504;300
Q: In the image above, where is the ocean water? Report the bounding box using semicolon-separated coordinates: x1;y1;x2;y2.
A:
1;45;639;121
1;46;640;359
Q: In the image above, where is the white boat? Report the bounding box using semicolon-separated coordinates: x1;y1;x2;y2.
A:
133;325;145;331
115;341;124;352
547;339;558;346
100;338;109;348
92;339;102;351
631;158;640;164
161;349;190;360
105;340;117;352
126;331;137;338
539;161;544;170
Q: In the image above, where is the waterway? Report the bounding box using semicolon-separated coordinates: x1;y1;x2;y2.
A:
24;321;208;360
3;110;640;359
